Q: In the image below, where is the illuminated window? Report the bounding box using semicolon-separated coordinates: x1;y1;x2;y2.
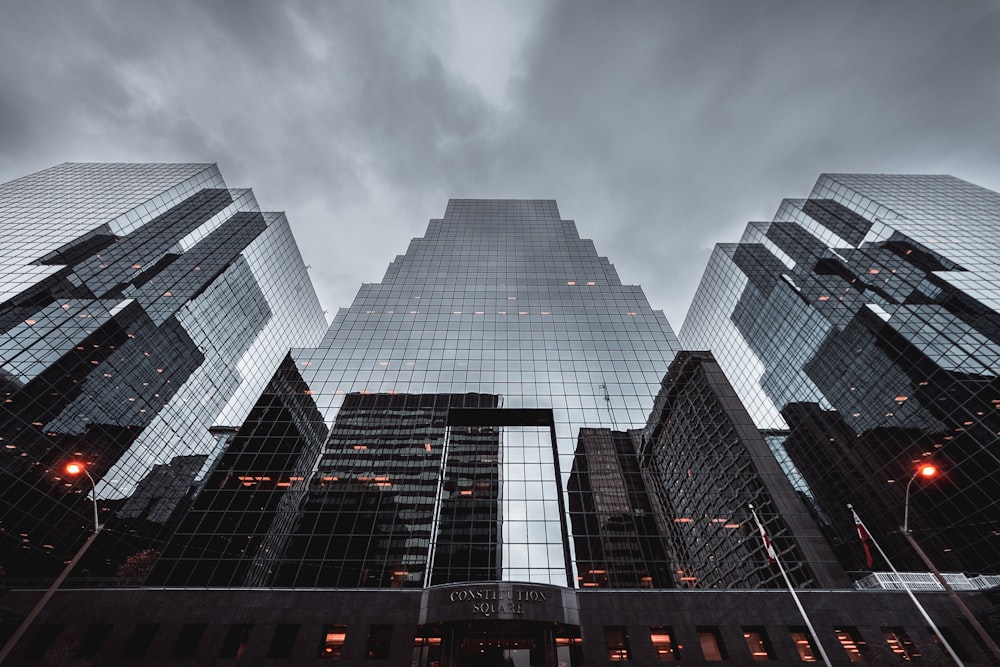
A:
650;626;679;661
412;635;442;667
835;627;866;662
882;627;917;661
319;624;347;660
789;628;817;662
604;626;632;661
742;627;772;661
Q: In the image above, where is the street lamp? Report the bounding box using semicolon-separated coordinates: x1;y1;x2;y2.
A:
897;462;1000;664
0;461;104;664
65;461;101;534
902;463;937;534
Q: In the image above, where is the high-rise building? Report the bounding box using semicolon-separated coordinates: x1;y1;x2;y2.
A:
567;427;675;590
0;163;327;583
681;174;1000;576
2;194;992;665
638;350;847;590
152;198;684;591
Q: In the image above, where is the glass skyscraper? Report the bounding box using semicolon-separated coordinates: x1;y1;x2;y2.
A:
681;174;1000;576
153;198;685;589
0;163;327;583
2;190;993;665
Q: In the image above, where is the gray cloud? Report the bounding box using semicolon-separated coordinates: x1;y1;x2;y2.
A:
1;0;998;328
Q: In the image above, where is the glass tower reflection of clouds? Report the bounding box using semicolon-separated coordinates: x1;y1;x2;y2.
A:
0;163;327;582
298;199;681;586
157;199;684;588
681;174;1000;574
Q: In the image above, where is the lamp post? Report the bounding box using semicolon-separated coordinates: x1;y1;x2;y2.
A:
902;463;936;535
897;463;1000;663
0;462;103;664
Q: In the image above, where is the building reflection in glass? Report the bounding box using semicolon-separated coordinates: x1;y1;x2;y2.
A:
682;174;1000;574
0;164;327;583
152;199;688;587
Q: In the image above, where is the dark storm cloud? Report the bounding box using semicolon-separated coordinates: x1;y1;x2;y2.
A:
465;0;1000;327
0;0;495;313
0;1;998;328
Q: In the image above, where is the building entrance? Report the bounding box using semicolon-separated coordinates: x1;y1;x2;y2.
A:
415;621;582;667
459;635;534;666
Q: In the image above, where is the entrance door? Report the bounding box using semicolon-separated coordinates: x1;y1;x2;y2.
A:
414;621;582;667
459;636;534;667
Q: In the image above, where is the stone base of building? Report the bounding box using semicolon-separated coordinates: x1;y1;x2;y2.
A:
1;583;994;665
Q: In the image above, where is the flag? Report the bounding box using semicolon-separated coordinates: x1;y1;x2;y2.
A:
851;508;874;568
749;506;778;565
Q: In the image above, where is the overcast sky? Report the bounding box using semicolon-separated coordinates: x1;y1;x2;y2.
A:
1;0;998;329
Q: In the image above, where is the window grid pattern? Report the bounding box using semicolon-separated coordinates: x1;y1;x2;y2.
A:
681;174;1000;575
157;199;683;588
0;164;327;585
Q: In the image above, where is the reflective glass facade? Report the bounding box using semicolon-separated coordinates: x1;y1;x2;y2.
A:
638;351;846;589
0;163;327;583
155;199;687;588
4;192;997;667
681;174;1000;575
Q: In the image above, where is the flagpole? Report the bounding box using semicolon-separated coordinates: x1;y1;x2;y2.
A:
749;504;833;667
847;504;964;667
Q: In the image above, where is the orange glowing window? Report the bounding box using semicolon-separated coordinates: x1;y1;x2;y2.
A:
650;627;679;660
320;625;348;659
